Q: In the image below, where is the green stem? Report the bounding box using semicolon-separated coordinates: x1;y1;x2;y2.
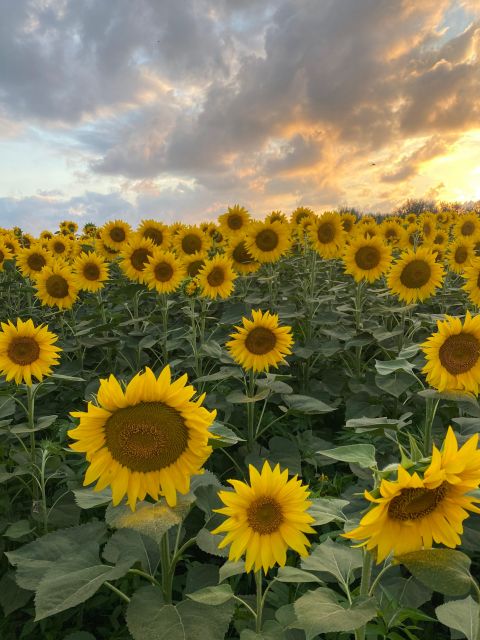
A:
355;551;373;640
255;570;263;633
160;294;169;365
368;563;392;597
26;385;38;503
160;533;172;604
104;581;131;603
423;398;440;456
40;449;49;534
246;369;257;451
128;568;162;587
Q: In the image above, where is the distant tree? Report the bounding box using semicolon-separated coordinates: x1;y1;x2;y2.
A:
394;198;437;216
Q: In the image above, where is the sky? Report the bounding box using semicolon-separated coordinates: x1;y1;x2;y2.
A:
1;0;480;234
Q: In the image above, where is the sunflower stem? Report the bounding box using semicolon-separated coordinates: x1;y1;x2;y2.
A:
26;384;39;505
255;570;263;633
246;369;257;451
423;397;439;456
160;532;173;604
39;447;49;534
104;581;131;604
160;293;169;365
355;550;373;640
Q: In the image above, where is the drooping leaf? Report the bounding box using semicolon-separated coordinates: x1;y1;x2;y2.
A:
318;444;376;468
398;549;473;596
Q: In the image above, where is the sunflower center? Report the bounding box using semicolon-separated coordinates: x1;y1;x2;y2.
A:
207;266;225;287
317;222;335;244
110;227;126;243
227;214;243;230
439;332;480;375
461;221;475;236
399;259;431;288
154;261;174;282
104;402;189;472
423;223;431;236
245;327;276;355
46;274;69;298
388;482;448;521
355;246;380;270
83;263;101;280
144;228;163;245
256;229;279;252
130;248;151;272
385;229;397;240
247;496;284;534
232;242;253;264
342;219;353;232
455;247;468;264
182;234;202;254
53;241;66;254
7;337;40;365
27;253;47;271
187;260;204;277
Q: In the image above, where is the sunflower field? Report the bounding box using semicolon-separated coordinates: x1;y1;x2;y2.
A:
1;207;480;640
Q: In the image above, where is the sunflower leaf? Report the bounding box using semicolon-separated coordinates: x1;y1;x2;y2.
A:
435;596;479;640
398;549;473;595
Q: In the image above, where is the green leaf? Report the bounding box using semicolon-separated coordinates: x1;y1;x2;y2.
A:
226;389;270;404
64;633;96;640
375;358;415;376
308;498;348;525
345;415;411;433
436;596;479;640
301;538;363;585
284;394;336;414
196;528;229;558
318;444;376;468
102;528;160;576
275;566;323;584
0;396;15;418
209;422;245;447
126;585;235;640
0;572;32;616
50;373;85;382
240;621;287;639
10;414;58;434
398;549;473;596
218;561;245;582
187;584;233;605
3;519;35;540
72;487;112;509
418;388;479;406
293;589;377;638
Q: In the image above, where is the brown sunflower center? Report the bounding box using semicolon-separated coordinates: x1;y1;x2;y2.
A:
104;402;189;472
7;337;40;365
207;266;225;287
83;262;101;281
27;253;47;271
181;234;202;255
154;261;174;282
46;274;69;298
342;219;353;232
385;229;398;240
399;259;431;289
130;248;152;272
53;241;66;254
461;221;475;236
317;222;335;244
388;482;448;521
232;242;254;264
247;496;284;534
110;227;126;243
187;259;204;277
423;223;431;236
227;214;243;230
355;246;381;270
256;229;279;252
439;332;480;375
245;327;277;355
144;228;163;245
454;246;468;264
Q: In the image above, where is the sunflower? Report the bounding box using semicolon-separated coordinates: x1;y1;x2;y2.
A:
2;234;20;256
420;213;437;241
40;230;54;241
119;237;155;283
143;250;186;294
174;226;210;258
227;309;293;372
183;252;207;278
212;461;315;573
35;262;79;309
0;318;61;385
343;236;392;283
95;238;121;261
245;221;291;263
218;205;251;237
340;212;357;233
101;220;132;250
0;239;14;271
137;219;170;249
48;235;72;259
422;311;480;395
428;229;449;250
308;212;345;258
16;244;52;279
380;220;407;247
225;236;260;274
265;211;288;224
343;460;479;563
406;213;418;224
405;223;421;249
73;252;109;292
387;247;444;304
462;259;480;306
290;206;315;226
68;366;216;510
447;238;475;274
197;255;237;299
454;212;480;239
60;220;79;234
424;426;480;491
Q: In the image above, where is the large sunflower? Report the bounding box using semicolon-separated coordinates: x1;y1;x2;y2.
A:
340;212;357;233
454;212;480;239
218;205;251;237
48;236;72;259
308;212;345;258
290;206;315;226
143;250;186;294
35;262;79;309
119;237;155;283
212;461;315;573
227;309;293;372
16;244;52;279
462;259;480;305
244;221;291;264
225;236;260;274
387;247;444;303
420;213;437;242
183;252;207;278
343;236;391;283
101;220;132;251
447;238;475;274
0;239;14;271
343;460;479;563
69;366;216;510
424;426;480;491
73;251;109;292
0;318;61;385
380;220;407;247
137;219;170;249
174;226;210;258
197;255;237;299
422;311;480;395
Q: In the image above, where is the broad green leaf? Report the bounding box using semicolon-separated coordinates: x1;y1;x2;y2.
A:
308;498;348;525
293;589;377;638
72;487;112;509
209;422;245;447
375;358;415;376
345;415;411;433
240;621;287;639
219;561;245;582
0;396;15;418
318;444;376;468
10;414;58;434
418;388;479;406
187;584;233;605
3;519;35;539
398;549;472;596
436;596;479;640
226;389;270;404
0;572;32;616
284;394;336;414
196;528;229;558
102;528;160;576
301;538;363;585
276;566;323;584
50;373;85;382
